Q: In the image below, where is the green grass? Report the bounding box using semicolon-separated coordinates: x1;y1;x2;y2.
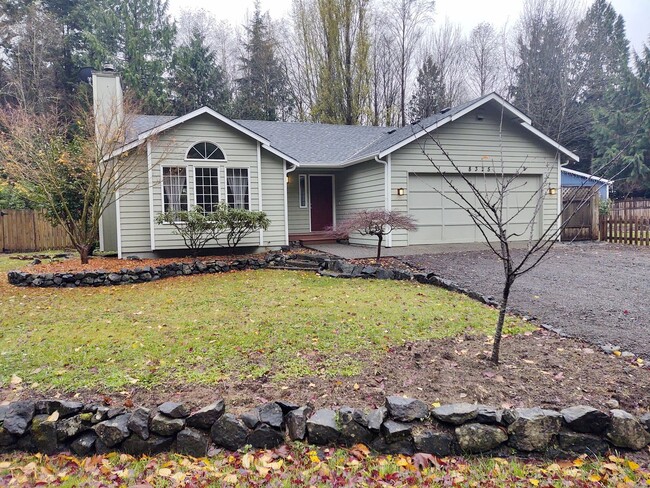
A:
0;259;532;391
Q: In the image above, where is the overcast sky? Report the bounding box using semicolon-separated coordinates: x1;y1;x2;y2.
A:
168;0;649;54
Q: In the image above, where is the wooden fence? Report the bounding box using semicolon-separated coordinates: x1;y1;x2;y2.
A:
599;216;650;246
0;209;72;252
561;187;600;241
610;199;650;219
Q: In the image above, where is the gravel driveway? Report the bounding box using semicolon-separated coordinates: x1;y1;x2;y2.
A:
402;242;650;358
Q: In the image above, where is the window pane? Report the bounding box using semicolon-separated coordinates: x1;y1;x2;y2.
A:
195;167;220;213
299;175;307;208
187;142;225;160
162;167;188;213
226;168;249;209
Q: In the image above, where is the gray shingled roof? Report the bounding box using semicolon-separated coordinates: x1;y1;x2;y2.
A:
127;114;176;143
235;119;393;164
125;95;488;165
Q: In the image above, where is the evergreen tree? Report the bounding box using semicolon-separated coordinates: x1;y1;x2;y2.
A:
170;29;230;115
408;55;445;121
234;3;291;121
592;41;650;196
77;0;176;114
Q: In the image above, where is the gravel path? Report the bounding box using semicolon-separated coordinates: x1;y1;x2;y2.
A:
402;242;650;358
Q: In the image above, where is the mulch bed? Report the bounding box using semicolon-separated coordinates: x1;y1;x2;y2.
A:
347;257;420;273
3;328;648;418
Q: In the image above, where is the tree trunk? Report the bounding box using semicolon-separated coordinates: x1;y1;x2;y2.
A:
78;244;92;265
490;277;513;364
375;234;383;263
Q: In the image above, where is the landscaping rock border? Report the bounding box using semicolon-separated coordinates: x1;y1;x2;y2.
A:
1;396;648;458
6;253;329;288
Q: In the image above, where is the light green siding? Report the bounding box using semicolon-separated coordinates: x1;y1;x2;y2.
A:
336;160;386;246
117;114;287;255
390;104;560;246
287;172;311;233
100;197;118;253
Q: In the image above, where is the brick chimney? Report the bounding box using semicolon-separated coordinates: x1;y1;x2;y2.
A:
92;64;124;142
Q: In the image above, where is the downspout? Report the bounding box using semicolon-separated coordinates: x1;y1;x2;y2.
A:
257;142;264;246
375;155;393;247
283;161;297;245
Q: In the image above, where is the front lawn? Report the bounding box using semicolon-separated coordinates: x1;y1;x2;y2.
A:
0;264;529;393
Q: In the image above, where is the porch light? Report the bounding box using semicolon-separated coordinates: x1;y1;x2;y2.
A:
548;187;557;196
396;188;406;196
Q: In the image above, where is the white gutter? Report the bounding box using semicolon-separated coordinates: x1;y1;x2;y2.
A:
375;155;393;247
283;161;297;245
257;142;264;246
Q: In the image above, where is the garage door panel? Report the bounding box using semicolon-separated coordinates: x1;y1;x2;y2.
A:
408;173;542;245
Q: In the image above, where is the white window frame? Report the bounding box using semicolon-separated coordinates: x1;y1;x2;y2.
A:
193;166;221;213
298;174;308;209
160;165;189;215
185;141;227;162
226;167;251;210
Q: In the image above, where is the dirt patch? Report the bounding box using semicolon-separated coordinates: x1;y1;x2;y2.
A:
347;257;419;273
401;242;650;358
9;248;329;275
3;329;648;418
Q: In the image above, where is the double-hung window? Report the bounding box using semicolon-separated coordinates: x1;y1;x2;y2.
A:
162;167;188;213
226;168;249;209
194;167;220;213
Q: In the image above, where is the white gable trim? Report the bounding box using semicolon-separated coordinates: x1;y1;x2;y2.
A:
107;107;299;165
376;93;578;163
561;167;613;185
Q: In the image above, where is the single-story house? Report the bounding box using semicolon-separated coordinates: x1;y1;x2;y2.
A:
561;167;613;200
94;70;579;258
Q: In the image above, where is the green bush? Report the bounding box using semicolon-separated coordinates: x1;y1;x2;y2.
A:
155;203;270;254
212;203;271;249
155;206;217;255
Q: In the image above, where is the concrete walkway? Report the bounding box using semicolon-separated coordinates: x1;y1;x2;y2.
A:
308;241;504;259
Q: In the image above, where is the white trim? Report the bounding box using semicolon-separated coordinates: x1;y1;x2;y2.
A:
98;213;105;252
184;140;227;162
561;167;613;185
283;162;297;244
557;154;562;242
115;185;122;259
387;154;392;247
308;174;335;232
106;106;299;166
257;142;264;245
147;141;156;251
521;122;580;162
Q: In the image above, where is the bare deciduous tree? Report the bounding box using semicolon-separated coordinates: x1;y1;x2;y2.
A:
332;209;417;262
0;96;167;264
381;0;435;127
466;22;501;97
413;107;623;363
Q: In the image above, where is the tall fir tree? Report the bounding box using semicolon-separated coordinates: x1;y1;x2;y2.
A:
591;41;650;196
170;29;230;115
234;3;291;121
77;0;176;114
570;0;631;172
408;55;445;121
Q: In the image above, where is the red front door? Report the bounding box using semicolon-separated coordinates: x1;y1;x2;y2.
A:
310;175;334;231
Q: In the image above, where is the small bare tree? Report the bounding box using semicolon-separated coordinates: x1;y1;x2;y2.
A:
0;95;165;264
332;209;417;263
414;111;624;364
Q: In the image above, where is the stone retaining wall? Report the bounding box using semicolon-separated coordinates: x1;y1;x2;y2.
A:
6;254;299;288
1;397;649;458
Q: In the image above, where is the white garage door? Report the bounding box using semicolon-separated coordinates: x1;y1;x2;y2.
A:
408;173;543;245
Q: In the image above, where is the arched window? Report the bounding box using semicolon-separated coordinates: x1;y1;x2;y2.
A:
186;142;225;161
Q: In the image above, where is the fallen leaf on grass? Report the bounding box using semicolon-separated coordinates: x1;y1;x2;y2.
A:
10;374;22;385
